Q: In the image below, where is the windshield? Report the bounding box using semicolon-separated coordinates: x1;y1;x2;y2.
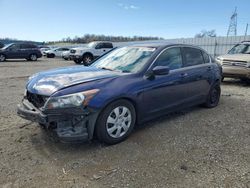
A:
2;43;13;50
91;46;156;73
87;42;97;48
228;44;250;54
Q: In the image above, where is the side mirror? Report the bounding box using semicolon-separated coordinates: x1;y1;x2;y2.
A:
152;66;170;75
95;45;100;49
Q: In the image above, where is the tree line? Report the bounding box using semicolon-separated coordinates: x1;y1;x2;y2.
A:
47;34;164;44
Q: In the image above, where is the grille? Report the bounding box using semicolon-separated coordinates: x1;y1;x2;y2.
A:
70;49;76;54
222;60;248;67
26;91;47;108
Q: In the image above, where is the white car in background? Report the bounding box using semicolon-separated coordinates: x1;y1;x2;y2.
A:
40;47;51;56
70;41;114;65
46;47;70;58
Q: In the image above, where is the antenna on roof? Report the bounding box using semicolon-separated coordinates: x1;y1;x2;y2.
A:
227;7;237;36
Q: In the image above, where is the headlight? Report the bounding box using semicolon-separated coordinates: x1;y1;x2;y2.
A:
216;57;223;64
44;89;99;109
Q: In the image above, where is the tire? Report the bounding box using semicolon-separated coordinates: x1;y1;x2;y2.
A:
82;54;93;66
63;57;68;60
240;78;250;84
0;54;6;62
47;53;55;58
74;59;82;64
29;54;37;61
95;99;136;144
203;82;221;108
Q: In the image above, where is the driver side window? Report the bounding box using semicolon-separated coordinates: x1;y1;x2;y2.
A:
154;47;183;70
9;44;20;50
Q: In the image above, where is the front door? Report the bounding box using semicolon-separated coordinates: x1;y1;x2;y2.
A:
6;44;21;58
142;47;188;116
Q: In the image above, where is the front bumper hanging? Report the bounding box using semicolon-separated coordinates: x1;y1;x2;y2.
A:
17;99;99;143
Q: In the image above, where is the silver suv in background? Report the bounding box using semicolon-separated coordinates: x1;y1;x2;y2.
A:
216;41;250;82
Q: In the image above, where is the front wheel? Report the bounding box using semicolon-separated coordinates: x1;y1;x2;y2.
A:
95;100;136;144
82;54;93;66
203;82;221;108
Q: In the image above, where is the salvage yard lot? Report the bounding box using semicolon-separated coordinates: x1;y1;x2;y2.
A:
0;58;250;187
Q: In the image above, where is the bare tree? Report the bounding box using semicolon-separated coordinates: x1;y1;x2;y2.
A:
195;30;217;38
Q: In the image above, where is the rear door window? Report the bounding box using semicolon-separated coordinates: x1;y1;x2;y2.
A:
154;47;183;70
104;43;113;48
182;47;204;67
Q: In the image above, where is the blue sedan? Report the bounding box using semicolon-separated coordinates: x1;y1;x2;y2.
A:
17;43;222;144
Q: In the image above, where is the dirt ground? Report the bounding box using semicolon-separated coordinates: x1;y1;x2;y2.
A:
0;58;249;188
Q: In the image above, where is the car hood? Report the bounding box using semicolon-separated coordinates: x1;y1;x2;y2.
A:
27;66;121;96
218;54;250;62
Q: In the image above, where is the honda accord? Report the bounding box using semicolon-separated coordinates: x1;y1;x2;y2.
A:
17;43;222;144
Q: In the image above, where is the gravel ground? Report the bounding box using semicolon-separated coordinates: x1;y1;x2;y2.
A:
0;58;250;188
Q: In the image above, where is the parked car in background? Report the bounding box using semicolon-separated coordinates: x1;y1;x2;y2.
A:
46;47;70;58
62;50;71;60
0;42;4;49
70;41;113;65
216;41;250;82
40;47;51;56
0;43;42;62
17;43;222;144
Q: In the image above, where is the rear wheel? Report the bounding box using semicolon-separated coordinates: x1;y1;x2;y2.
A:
96;100;136;144
82;54;93;66
0;54;6;62
203;82;221;108
29;54;37;61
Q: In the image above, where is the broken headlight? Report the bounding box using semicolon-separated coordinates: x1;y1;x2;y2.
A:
44;89;99;109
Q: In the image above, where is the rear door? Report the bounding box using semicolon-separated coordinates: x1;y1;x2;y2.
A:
95;43;109;56
20;44;31;58
180;47;212;103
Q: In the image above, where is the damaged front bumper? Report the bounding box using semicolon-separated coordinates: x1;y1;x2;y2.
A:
17;99;99;143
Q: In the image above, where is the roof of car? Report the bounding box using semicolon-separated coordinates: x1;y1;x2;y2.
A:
130;42;202;49
241;41;250;44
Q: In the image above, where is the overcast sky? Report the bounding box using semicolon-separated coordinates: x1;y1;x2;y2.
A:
0;0;249;42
